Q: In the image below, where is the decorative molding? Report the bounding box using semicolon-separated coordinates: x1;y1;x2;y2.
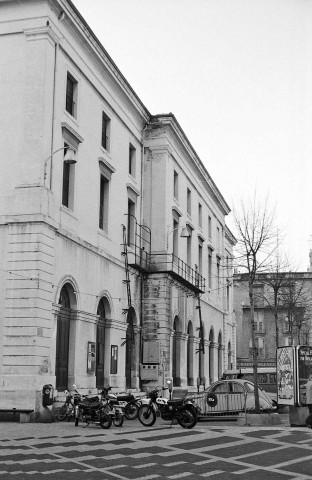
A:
61;122;84;145
24;26;59;47
99;157;116;179
127;183;140;198
172;205;183;218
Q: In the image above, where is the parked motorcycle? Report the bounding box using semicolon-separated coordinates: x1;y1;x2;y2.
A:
57;390;77;421
100;387;125;427
137;387;197;429
73;385;112;429
101;386;141;420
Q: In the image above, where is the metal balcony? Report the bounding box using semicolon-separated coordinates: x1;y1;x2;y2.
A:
149;253;206;294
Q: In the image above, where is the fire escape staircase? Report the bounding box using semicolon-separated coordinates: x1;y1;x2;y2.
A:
121;225;135;346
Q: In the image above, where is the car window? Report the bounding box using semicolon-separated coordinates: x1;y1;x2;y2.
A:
231;382;244;393
245;382;255;393
212;383;230;393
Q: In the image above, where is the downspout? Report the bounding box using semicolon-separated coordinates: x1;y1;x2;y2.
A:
49;41;58;190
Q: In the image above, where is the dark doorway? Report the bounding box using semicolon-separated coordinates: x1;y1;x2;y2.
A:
55;285;71;390
96;299;106;389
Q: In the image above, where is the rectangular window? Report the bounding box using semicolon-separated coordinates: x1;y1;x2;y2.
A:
66;73;77;117
208;215;212;238
99;175;109;231
172;219;179;258
129;144;136;177
208;248;212;289
174;170;179;199
217;256;221;293
198;242;203;275
127;199;136;247
254;311;264;332
217;226;220;249
62;144;75;210
198;203;202;228
187;188;191;215
101;112;111;151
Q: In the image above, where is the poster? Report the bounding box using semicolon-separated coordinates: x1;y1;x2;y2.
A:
277;346;295;405
87;342;96;374
298;346;312;406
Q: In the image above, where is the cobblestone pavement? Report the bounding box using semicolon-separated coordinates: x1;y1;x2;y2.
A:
0;416;312;479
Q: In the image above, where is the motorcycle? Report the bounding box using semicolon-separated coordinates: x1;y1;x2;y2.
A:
137;387;197;429
100;387;125;427
73;385;112;429
57;390;78;421
101;386;141;420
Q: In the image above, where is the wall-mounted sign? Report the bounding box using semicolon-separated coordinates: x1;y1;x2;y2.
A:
87;342;96;374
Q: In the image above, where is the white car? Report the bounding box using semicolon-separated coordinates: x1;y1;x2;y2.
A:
191;379;277;419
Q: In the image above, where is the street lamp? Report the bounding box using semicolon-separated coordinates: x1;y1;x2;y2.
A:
166;225;190;249
43;146;77;186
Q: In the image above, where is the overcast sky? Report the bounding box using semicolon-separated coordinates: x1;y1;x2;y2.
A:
73;0;312;271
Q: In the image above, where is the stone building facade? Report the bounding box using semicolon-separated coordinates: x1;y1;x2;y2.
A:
234;270;312;373
0;0;235;418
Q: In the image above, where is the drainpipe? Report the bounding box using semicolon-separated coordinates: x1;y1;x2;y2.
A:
49;41;58;191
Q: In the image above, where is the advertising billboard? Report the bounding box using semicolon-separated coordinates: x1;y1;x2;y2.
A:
298;346;312;406
277;346;296;405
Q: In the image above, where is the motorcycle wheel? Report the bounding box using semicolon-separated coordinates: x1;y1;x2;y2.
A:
138;405;156;427
113;412;124;427
124;403;139;420
177;408;197;429
58;404;68;421
99;411;112;429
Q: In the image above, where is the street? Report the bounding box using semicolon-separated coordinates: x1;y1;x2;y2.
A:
1;416;312;479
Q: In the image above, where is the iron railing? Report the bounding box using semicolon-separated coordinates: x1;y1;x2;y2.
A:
149;253;205;293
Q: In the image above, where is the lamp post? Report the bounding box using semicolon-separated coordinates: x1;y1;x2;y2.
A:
43;146;77;187
166;225;190;250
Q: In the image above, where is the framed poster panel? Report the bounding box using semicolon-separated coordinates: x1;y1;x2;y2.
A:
298;346;312;406
110;345;118;374
277;346;296;405
87;342;96;374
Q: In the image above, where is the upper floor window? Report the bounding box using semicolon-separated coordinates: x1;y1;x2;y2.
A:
254;311;264;332
62;143;76;210
216;256;221;293
208;247;213;289
208;215;212;239
66;72;78;118
187;188;191;216
198;241;203;275
99;175;109;232
101;112;111;152
198;203;202;228
129;144;136;177
173;170;179;200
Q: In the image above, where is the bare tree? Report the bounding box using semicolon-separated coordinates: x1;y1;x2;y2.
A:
280;276;312;346
256;251;290;350
233;194;277;413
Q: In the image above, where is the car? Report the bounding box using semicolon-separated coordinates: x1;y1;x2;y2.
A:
188;379;277;420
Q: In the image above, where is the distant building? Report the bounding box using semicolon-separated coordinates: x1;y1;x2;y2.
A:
0;0;235;418
233;268;312;375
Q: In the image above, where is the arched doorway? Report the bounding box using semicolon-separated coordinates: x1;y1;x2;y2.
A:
187;321;194;386
172;316;182;387
55;284;73;390
209;328;214;384
198;326;205;383
96;297;109;389
125;307;137;389
218;332;222;379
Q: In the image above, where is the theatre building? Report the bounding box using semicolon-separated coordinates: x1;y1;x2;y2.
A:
0;0;236;419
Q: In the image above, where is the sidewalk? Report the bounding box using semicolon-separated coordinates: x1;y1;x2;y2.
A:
0;415;311;479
